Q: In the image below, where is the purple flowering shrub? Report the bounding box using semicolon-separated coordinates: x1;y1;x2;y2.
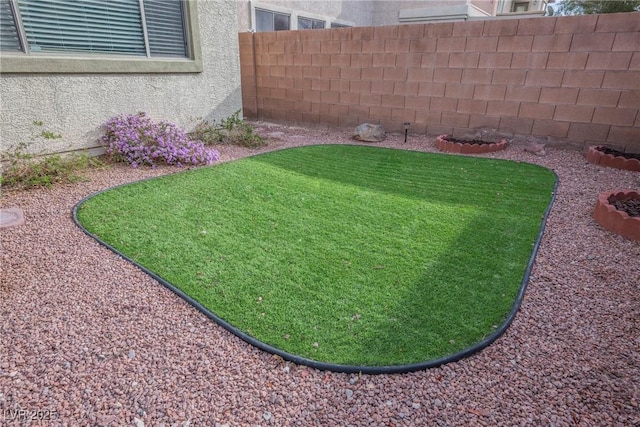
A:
102;112;219;168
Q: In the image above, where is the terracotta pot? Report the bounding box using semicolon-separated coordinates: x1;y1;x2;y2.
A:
436;135;508;154
586;146;640;172
593;190;640;241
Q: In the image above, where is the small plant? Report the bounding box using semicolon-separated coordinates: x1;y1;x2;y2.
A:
1;123;103;190
190;110;266;149
39;130;63;140
29;121;63;141
102;112;219;168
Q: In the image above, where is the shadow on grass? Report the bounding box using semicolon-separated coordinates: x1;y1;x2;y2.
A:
249;144;554;210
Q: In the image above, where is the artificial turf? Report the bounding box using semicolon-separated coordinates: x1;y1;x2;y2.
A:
76;145;556;366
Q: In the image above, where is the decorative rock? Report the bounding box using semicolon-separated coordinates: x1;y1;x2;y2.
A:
0;208;25;228
263;411;272;421
99;415;117;425
345;389;354;399
354;123;386;142
265;131;284;138
524;142;546;156
128;349;136;359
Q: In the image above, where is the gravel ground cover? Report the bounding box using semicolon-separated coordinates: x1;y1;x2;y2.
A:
1;122;639;426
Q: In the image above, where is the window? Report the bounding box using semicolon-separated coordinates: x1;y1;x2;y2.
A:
255;8;290;32
0;0;22;51
0;0;200;73
250;3;352;32
512;2;530;12
1;0;187;57
143;0;188;57
297;16;325;30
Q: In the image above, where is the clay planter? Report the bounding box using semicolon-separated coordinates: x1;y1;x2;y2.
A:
436;135;507;154
586;146;640;172
593;190;640;241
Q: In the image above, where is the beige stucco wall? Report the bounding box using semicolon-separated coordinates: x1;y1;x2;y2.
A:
0;0;242;155
236;1;476;28
470;0;498;15
236;1;546;30
237;0;510;32
372;1;470;25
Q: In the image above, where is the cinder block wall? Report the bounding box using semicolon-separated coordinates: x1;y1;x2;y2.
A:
239;13;640;152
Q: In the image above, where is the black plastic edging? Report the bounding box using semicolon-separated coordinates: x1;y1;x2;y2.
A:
72;159;559;375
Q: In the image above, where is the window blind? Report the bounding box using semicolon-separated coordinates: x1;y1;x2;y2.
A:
17;0;146;55
143;0;187;57
0;0;22;51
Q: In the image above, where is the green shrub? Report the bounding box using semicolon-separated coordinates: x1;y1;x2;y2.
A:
191;110;266;149
1;147;103;190
1;124;104;191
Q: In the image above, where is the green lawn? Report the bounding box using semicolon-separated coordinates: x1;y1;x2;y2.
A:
76;145;556;366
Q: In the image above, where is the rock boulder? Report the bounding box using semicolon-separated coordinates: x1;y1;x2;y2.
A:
354;123;386;142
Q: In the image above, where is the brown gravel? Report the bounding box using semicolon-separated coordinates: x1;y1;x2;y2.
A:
1;122;639;426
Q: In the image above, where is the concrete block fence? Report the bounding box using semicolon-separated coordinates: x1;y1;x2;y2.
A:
239;12;640;152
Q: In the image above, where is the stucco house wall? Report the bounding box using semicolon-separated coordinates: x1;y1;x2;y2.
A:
237;0;544;31
373;1;473;25
237;1;476;30
0;0;242;155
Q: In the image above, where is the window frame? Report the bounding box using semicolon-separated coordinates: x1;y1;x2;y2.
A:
297;15;326;30
330;21;352;29
0;0;202;74
255;7;291;32
250;2;353;32
512;2;530;12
